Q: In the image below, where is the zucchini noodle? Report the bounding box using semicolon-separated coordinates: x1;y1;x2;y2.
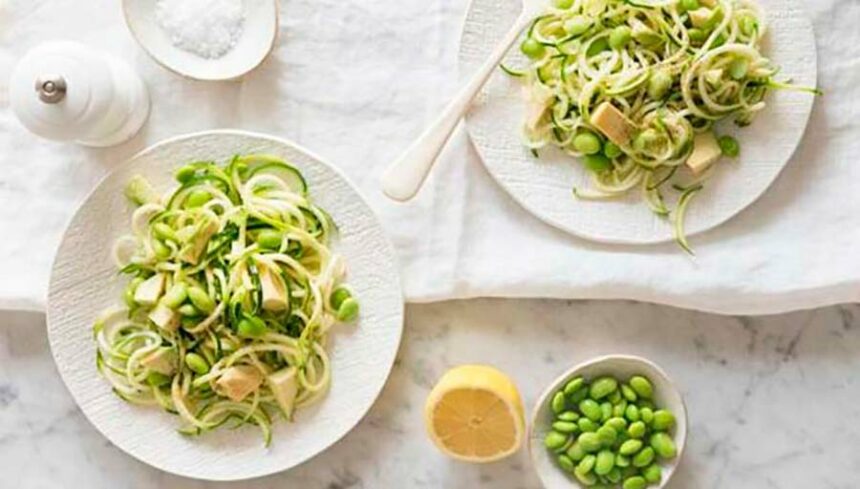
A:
94;155;360;445
508;0;819;252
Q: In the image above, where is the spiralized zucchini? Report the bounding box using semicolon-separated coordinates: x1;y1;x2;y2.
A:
508;0;819;252
95;155;359;445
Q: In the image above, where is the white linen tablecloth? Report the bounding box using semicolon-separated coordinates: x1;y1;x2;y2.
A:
0;0;857;315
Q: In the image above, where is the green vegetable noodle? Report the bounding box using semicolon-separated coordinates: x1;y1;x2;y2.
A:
544;373;679;487
505;0;819;252
94;154;359;445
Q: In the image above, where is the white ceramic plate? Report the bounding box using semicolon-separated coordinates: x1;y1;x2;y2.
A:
123;0;278;80
459;0;817;244
529;355;688;489
47;130;404;481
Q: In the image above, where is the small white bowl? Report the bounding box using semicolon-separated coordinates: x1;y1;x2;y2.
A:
529;355;687;489
123;0;278;81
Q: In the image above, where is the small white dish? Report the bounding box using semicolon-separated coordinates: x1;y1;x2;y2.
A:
47;130;404;480
459;0;817;244
123;0;278;81
529;355;687;489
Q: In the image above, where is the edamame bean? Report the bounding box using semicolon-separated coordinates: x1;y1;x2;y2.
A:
590;377;619;400
606;417;627;432
607;390;622;405
586;38;610;57
620;384;638;402
578;432;603;452
178;304;200;317
688;28;707;43
337;298;360;322
619;439;643;456
633;447;655;467
628;421;646;439
564;16;591;36
551;391;567;414
184;189;212;208
558;453;576;472
625;404;640;422
567;442;586;461
652;410;676;431
577;454;596;473
153;239;171;259
563;377;585;396
639;407;654;425
609;26;632;50
554;0;574;8
256;229;283;250
596;425;617;446
579;418;598;433
623;475;646;489
574;132;603;155
575;467;598;486
740;15;757;36
175;165;197;184
153;223;178;242
583;154;612;173
648;69;673;100
729;57;749;80
521;38;545;59
553;421;579;434
237;316;267;337
558;410;580;422
569;386;589;403
187;286;215;314
545;430;569;449
161;283;188;309
615;454;630;468
613;403;627;418
580;399;603;421
607;467;622;483
633;130;659;152
650;432;677;459
600;402;613;421
595;449;615;475
146;372;171;387
680;0;700;11
185;352;210;375
718;135;740;157
603;142;623;159
643;463;662;483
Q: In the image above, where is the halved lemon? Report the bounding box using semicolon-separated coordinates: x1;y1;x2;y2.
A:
424;364;525;462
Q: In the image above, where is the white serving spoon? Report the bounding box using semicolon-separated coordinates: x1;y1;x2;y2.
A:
380;0;546;201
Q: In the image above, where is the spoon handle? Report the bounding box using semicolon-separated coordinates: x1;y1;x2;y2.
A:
381;13;531;201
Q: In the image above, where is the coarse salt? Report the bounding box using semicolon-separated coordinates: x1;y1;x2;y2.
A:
155;0;245;59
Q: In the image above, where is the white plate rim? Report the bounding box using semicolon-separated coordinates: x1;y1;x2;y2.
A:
458;0;818;245
46;129;404;481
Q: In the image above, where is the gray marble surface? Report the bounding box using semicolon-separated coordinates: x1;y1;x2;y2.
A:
2;300;858;488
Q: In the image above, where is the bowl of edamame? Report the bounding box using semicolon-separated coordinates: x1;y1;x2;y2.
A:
529;355;687;489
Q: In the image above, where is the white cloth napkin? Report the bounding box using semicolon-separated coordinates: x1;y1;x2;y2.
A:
0;0;856;315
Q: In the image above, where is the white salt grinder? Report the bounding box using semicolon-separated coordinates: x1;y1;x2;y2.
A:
9;41;150;147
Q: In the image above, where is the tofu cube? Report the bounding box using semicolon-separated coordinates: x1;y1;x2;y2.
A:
216;366;263;402
133;273;165;306
591;102;636;147
141;347;176;376
686;132;723;175
259;265;288;312
148;303;180;331
267;367;299;417
178;218;219;265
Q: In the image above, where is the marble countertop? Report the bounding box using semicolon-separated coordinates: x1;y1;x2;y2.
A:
2;299;858;488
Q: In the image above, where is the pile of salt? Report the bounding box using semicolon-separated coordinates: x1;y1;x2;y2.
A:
155;0;245;59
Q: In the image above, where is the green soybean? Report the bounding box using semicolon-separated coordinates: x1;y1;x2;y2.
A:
153;223;178;243
650;432;677;459
648;69;673;100
564;377;585;396
620;384;638;402
553;421;579;434
578;432;603;452
551;391;567;414
153;239;171;259
580;399;603;421
627;421;646;439
607;467;623;483
613;403;627;418
729;57;749;80
558;453;576;472
237;316;267;338
337;298;360;322
577;454;597;473
569;386;589;403
625;404;640;423
184;352;210;375
554;0;574;8
719;135;740;157
184;189;212;208
586;38;610;58
680;0;700;12
583;154;612;173
606;417;627;432
187;286;215;314
161;283;188;309
256;229;283;250
146;372;171;387
178;304;200;317
545;430;569;450
652;410;676;431
579;418;598;433
609;26;632;50
590;377;618;400
596;425;617;446
600;402;613;421
639;407;654;425
688;28;707;43
567;442;586;461
643;463;662;483
521;38;545;59
175;165;196;184
607;390;622;405
623;475;646;489
564;16;591;36
619;439;643;456
574;132;603;155
603;142;623;159
595;449;615;475
615;454;630;468
633;447;655;467
575;468;598;486
558;410;580;422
